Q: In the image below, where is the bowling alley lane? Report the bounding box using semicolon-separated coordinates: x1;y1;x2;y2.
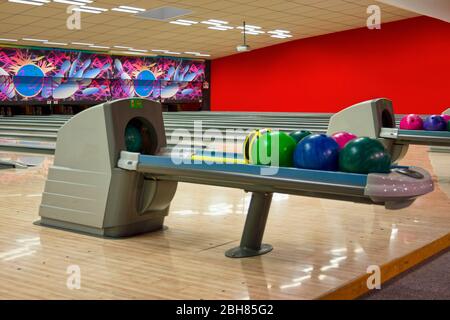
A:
0;145;448;299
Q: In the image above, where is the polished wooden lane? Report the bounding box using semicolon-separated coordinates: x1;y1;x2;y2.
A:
0;146;449;299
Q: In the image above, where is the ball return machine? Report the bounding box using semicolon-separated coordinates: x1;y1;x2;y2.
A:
327;98;450;162
38;98;434;258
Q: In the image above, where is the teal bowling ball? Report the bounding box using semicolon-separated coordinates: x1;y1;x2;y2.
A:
125;124;143;152
289;130;312;143
339;137;391;174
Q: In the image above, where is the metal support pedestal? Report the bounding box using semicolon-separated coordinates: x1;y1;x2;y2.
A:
225;192;273;258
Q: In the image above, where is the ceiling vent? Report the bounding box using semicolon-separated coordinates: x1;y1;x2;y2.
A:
135;7;193;21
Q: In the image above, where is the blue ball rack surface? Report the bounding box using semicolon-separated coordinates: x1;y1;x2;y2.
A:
139;154;368;187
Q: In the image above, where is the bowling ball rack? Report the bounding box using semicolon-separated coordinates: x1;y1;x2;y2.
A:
380;127;450;146
36;98;441;259
119;151;434;258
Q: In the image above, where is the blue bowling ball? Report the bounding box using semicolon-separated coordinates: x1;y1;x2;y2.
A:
293;134;339;171
423;115;447;131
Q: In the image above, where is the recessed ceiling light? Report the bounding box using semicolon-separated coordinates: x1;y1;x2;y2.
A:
201;21;226;26
112;5;145;14
54;0;93;5
177;19;198;24
72;42;94;46
129;48;148;52
202;20;234;30
112;7;139;13
45;41;68;46
244;31;261;35
237;26;262;31
208;26;229;31
8;0;49;6
271;35;292;39
169;21;192;26
23;38;48;42
71;7;105;14
112;51;156;56
241;30;265;35
70;5;108;14
89;45;110;49
119;5;145;12
268;29;292;39
184;51;211;57
169;19;198;26
0;38;18;42
208;19;228;24
244;25;261;29
114;45;133;49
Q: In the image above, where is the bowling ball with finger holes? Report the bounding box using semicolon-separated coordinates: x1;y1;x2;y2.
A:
289;130;312;144
293;134;340;171
243;128;271;162
249;131;296;167
423;115;447;131
339;137;391;174
399;114;423;130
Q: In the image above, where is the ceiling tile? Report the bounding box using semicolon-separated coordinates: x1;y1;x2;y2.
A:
0;0;419;59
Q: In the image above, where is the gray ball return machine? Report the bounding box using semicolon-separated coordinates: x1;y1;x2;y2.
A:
327;98;450;163
38;98;434;258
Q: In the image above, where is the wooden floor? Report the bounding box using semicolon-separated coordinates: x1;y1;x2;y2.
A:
0;146;449;299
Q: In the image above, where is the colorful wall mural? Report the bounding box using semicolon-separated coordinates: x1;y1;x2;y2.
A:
0;47;205;103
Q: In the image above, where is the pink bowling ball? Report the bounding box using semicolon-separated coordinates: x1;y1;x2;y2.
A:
331;132;357;149
399;114;423;130
441;114;450;123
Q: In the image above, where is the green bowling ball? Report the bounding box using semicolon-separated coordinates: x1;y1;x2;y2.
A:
125;123;143;152
289;130;312;144
448;121;450;131
250;131;296;167
339;137;391;174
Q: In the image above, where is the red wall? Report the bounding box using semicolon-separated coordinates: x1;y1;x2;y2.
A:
211;17;450;114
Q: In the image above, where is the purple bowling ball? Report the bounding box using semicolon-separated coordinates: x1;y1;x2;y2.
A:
441;114;450;123
399;114;423;130
423;115;447;131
